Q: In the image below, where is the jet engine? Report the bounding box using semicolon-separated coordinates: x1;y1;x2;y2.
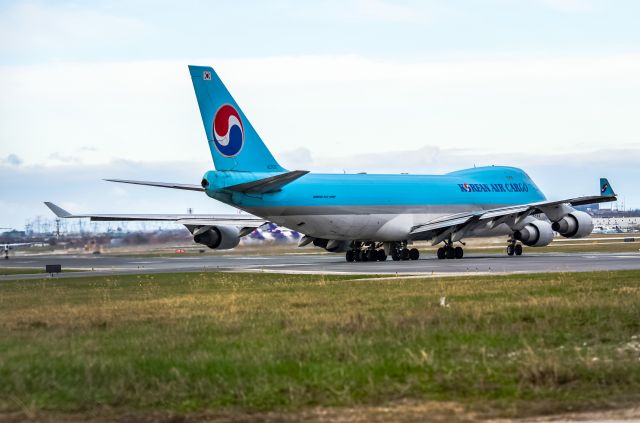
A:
513;220;554;247
193;226;241;250
551;211;594;238
325;239;349;253
312;238;349;252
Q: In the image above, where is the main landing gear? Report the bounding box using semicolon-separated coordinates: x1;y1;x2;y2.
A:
506;238;523;256
345;241;419;263
436;240;464;260
391;242;420;261
345;248;386;262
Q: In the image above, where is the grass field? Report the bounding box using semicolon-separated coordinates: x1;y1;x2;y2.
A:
1;270;639;420
0;268;82;276
0;268;47;276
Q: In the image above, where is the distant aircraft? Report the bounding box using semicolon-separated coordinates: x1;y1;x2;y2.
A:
45;65;617;262
2;243;32;259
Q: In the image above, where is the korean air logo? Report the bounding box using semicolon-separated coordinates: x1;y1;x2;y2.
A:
212;104;244;157
462;183;471;192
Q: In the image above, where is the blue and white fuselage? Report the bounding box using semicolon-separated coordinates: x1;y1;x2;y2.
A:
202;166;545;242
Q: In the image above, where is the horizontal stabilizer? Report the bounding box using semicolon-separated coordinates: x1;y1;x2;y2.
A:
225;170;309;194
104;179;204;192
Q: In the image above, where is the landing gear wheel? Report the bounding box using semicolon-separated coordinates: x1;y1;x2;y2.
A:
409;248;419;260
515;244;523;256
354;250;362;262
346;250;355;262
360;250;369;262
376;250;387;261
507;245;515;256
437;247;445;260
445;246;455;259
391;250;400;261
401;248;410;261
454;246;464;259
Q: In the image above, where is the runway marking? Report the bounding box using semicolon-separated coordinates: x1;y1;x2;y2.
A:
228;257;272;260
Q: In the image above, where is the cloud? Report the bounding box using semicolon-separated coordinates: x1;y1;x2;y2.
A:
279;148;314;169
2;54;640;169
49;152;81;164
351;0;430;23
280;0;433;24
2;154;22;166
0;2;147;55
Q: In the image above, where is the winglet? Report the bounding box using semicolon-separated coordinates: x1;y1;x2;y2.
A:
600;178;615;196
44;202;72;218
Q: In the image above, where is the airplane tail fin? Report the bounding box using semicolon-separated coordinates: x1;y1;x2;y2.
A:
600;178;615;196
189;65;285;173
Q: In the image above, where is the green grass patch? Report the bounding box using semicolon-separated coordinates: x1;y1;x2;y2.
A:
0;271;639;417
0;268;83;276
0;268;50;275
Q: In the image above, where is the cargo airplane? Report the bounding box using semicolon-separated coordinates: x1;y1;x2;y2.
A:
45;65;617;262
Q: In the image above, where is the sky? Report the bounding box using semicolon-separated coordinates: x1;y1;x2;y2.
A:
1;0;639;230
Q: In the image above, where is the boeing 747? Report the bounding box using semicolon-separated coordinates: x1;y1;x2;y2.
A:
46;66;617;262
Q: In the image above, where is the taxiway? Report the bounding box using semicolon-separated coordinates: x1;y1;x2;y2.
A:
1;251;639;280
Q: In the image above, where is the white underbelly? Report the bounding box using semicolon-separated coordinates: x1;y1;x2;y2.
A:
268;212;518;242
270;213;436;241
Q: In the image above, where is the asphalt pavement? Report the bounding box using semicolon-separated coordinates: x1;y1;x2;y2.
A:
1;250;639;280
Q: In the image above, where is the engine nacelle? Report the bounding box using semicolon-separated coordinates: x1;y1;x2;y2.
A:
325;239;349;253
193;226;240;250
513;220;554;247
551;211;593;238
312;238;329;249
313;238;349;253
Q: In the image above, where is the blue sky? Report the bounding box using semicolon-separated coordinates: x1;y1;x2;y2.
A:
1;0;639;229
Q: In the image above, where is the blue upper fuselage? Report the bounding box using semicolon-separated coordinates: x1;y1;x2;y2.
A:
202;166;547;215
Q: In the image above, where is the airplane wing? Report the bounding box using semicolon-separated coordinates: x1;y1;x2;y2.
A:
410;178;617;243
44;202;267;231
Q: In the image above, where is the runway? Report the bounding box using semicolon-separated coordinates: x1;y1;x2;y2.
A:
2;251;640;280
